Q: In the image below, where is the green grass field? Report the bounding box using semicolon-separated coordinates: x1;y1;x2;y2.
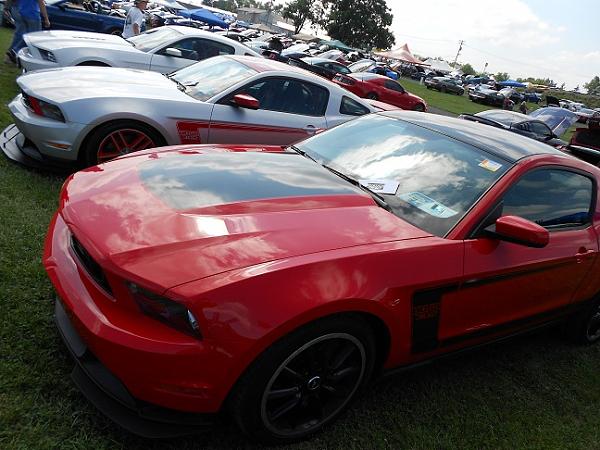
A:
1;26;600;449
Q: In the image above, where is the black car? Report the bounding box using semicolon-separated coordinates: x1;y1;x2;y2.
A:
469;86;523;106
424;76;464;95
458;108;578;148
288;56;351;80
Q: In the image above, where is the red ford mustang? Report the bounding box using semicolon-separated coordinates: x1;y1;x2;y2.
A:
44;111;600;444
333;72;427;111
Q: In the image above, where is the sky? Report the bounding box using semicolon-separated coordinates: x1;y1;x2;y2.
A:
386;0;599;89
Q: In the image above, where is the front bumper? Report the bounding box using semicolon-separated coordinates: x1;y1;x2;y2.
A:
55;298;214;437
1;124;74;172
8;94;85;161
44;213;236;416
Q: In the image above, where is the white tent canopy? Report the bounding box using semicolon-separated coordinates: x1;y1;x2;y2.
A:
423;58;453;74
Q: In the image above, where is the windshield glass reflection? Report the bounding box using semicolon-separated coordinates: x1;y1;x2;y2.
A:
295;114;510;236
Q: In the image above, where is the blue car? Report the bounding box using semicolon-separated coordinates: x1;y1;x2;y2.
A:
46;0;126;35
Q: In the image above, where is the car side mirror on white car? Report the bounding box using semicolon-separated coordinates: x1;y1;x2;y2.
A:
165;48;183;58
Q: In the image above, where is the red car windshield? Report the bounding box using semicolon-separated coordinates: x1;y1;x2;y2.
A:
295;114;510;237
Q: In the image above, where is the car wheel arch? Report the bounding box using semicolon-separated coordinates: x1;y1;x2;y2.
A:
220;305;394;407
223;308;392;409
78;117;167;165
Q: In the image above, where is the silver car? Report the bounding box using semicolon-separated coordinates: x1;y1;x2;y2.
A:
17;25;261;73
1;55;383;168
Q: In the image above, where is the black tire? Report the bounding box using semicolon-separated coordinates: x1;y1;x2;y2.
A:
412;103;425;112
565;300;600;345
77;61;110;67
366;92;378;100
82;120;164;167
229;315;376;444
440;85;447;93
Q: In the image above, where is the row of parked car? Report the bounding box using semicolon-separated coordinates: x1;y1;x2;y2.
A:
4;18;600;447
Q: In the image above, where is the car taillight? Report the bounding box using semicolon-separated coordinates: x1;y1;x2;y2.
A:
334;74;355;85
22;92;65;122
127;282;202;339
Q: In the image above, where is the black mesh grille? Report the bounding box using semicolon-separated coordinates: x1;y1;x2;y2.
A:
71;236;113;296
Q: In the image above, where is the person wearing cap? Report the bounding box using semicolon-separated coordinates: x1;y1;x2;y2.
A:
122;0;147;38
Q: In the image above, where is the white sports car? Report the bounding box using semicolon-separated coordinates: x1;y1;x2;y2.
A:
17;25;261;73
1;55;390;169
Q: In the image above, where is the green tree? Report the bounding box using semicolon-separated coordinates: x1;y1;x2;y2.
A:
282;0;320;34
494;72;510;82
584;76;600;94
320;0;394;50
461;63;475;76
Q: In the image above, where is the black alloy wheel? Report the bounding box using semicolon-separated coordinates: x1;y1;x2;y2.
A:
260;333;366;437
229;316;376;444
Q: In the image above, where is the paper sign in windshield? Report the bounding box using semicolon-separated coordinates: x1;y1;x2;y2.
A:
478;158;503;172
399;192;458;218
359;179;399;195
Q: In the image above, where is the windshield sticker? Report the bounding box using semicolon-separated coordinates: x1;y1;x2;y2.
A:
399;192;458;218
478;158;503;172
359;179;399;195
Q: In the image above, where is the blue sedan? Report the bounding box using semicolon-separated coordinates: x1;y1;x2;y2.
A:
46;0;126;35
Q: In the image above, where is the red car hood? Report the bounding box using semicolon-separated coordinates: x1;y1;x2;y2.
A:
59;145;431;291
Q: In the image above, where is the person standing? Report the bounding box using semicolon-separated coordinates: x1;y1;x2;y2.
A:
519;100;528;115
122;0;147;39
5;0;50;63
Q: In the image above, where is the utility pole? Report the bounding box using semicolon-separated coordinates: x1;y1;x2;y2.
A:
453;40;464;66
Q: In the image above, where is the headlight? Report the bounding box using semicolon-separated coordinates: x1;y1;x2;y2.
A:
127;282;202;339
22;92;65;122
37;48;56;62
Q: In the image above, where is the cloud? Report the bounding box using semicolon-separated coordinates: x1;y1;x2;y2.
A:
387;0;596;89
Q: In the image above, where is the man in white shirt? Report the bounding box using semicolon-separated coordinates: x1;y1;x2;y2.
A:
122;0;147;38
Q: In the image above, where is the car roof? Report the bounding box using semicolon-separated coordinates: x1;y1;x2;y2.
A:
475;109;530;126
164;26;259;53
302;57;337;65
228;54;312;74
380;110;565;162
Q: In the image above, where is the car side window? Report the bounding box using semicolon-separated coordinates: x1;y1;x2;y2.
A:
159;38;235;61
340;96;370;116
501;169;593;229
233;78;329;116
384;80;403;92
529;121;553;137
332;63;350;74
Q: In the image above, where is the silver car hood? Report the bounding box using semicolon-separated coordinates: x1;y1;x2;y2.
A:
24;30;139;54
16;67;192;103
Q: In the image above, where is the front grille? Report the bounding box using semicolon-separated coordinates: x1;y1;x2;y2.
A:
71;235;113;296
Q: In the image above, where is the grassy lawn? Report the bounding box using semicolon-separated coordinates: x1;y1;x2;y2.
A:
1;26;600;449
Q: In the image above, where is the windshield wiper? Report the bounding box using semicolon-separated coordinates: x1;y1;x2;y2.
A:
166;74;187;92
289;145;390;210
323;164;391;211
289;145;318;163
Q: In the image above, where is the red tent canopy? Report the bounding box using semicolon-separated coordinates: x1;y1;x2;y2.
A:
376;44;428;65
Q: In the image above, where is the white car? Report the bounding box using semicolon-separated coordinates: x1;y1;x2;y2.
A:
17;25;261;73
2;55;387;169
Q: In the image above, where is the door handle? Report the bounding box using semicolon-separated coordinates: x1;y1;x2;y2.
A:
302;125;318;134
575;248;596;263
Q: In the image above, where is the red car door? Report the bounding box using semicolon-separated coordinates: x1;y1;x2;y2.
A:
439;167;598;344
